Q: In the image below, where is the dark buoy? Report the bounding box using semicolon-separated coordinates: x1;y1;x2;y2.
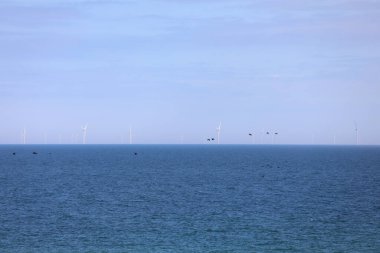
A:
211;138;215;141
207;138;211;141
12;152;16;155
32;152;38;155
134;152;138;155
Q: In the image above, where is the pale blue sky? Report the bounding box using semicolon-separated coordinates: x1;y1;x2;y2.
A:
0;0;379;144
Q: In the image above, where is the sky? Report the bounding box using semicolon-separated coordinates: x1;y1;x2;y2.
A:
0;0;379;144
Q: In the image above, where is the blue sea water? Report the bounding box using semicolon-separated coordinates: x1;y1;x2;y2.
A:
0;145;379;252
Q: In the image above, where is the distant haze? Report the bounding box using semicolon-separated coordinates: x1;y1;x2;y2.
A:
0;0;379;144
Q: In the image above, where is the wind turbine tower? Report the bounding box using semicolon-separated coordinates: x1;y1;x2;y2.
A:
82;124;88;144
216;122;221;144
22;128;26;144
354;121;358;145
129;126;132;144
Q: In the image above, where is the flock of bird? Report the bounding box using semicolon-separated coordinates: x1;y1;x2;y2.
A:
206;132;279;142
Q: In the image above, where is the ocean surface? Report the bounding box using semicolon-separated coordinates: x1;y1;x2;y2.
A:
0;145;379;252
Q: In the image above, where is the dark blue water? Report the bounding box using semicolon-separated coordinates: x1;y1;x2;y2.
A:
0;145;379;252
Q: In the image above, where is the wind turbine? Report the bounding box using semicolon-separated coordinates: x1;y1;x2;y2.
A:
216;122;221;144
81;124;88;144
129;126;132;144
22;128;26;144
354;121;358;145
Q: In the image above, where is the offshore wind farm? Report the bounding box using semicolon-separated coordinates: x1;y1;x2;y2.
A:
8;120;369;145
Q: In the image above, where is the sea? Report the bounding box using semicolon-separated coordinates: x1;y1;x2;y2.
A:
0;145;379;252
